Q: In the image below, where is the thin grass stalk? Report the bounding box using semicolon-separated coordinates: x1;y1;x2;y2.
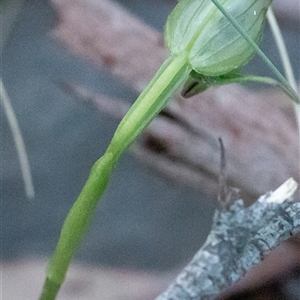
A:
0;78;35;199
267;6;300;129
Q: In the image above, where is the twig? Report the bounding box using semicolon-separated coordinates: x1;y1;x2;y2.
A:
0;78;35;199
217;138;228;205
156;178;299;300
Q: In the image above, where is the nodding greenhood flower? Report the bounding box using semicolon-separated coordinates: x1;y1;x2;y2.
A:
165;0;273;76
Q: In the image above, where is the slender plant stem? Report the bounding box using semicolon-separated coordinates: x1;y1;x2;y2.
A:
0;78;35;199
39;52;191;300
267;7;300;129
107;52;191;160
267;7;297;91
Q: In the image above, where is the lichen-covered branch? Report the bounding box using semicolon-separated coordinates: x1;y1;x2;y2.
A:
156;178;300;300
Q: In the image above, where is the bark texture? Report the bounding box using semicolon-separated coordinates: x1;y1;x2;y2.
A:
156;179;299;299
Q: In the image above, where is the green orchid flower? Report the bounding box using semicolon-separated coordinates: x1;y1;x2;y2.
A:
166;0;271;76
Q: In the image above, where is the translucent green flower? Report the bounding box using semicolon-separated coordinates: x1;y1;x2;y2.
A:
165;0;273;76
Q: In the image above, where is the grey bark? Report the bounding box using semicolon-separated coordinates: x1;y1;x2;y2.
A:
156;179;300;300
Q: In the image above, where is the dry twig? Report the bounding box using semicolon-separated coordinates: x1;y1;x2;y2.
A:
156;178;299;299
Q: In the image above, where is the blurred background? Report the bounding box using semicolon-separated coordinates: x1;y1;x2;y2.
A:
1;0;299;299
1;0;218;271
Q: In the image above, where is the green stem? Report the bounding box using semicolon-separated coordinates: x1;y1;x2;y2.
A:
267;7;297;92
106;52;191;160
267;7;299;129
208;73;298;98
39;52;191;300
